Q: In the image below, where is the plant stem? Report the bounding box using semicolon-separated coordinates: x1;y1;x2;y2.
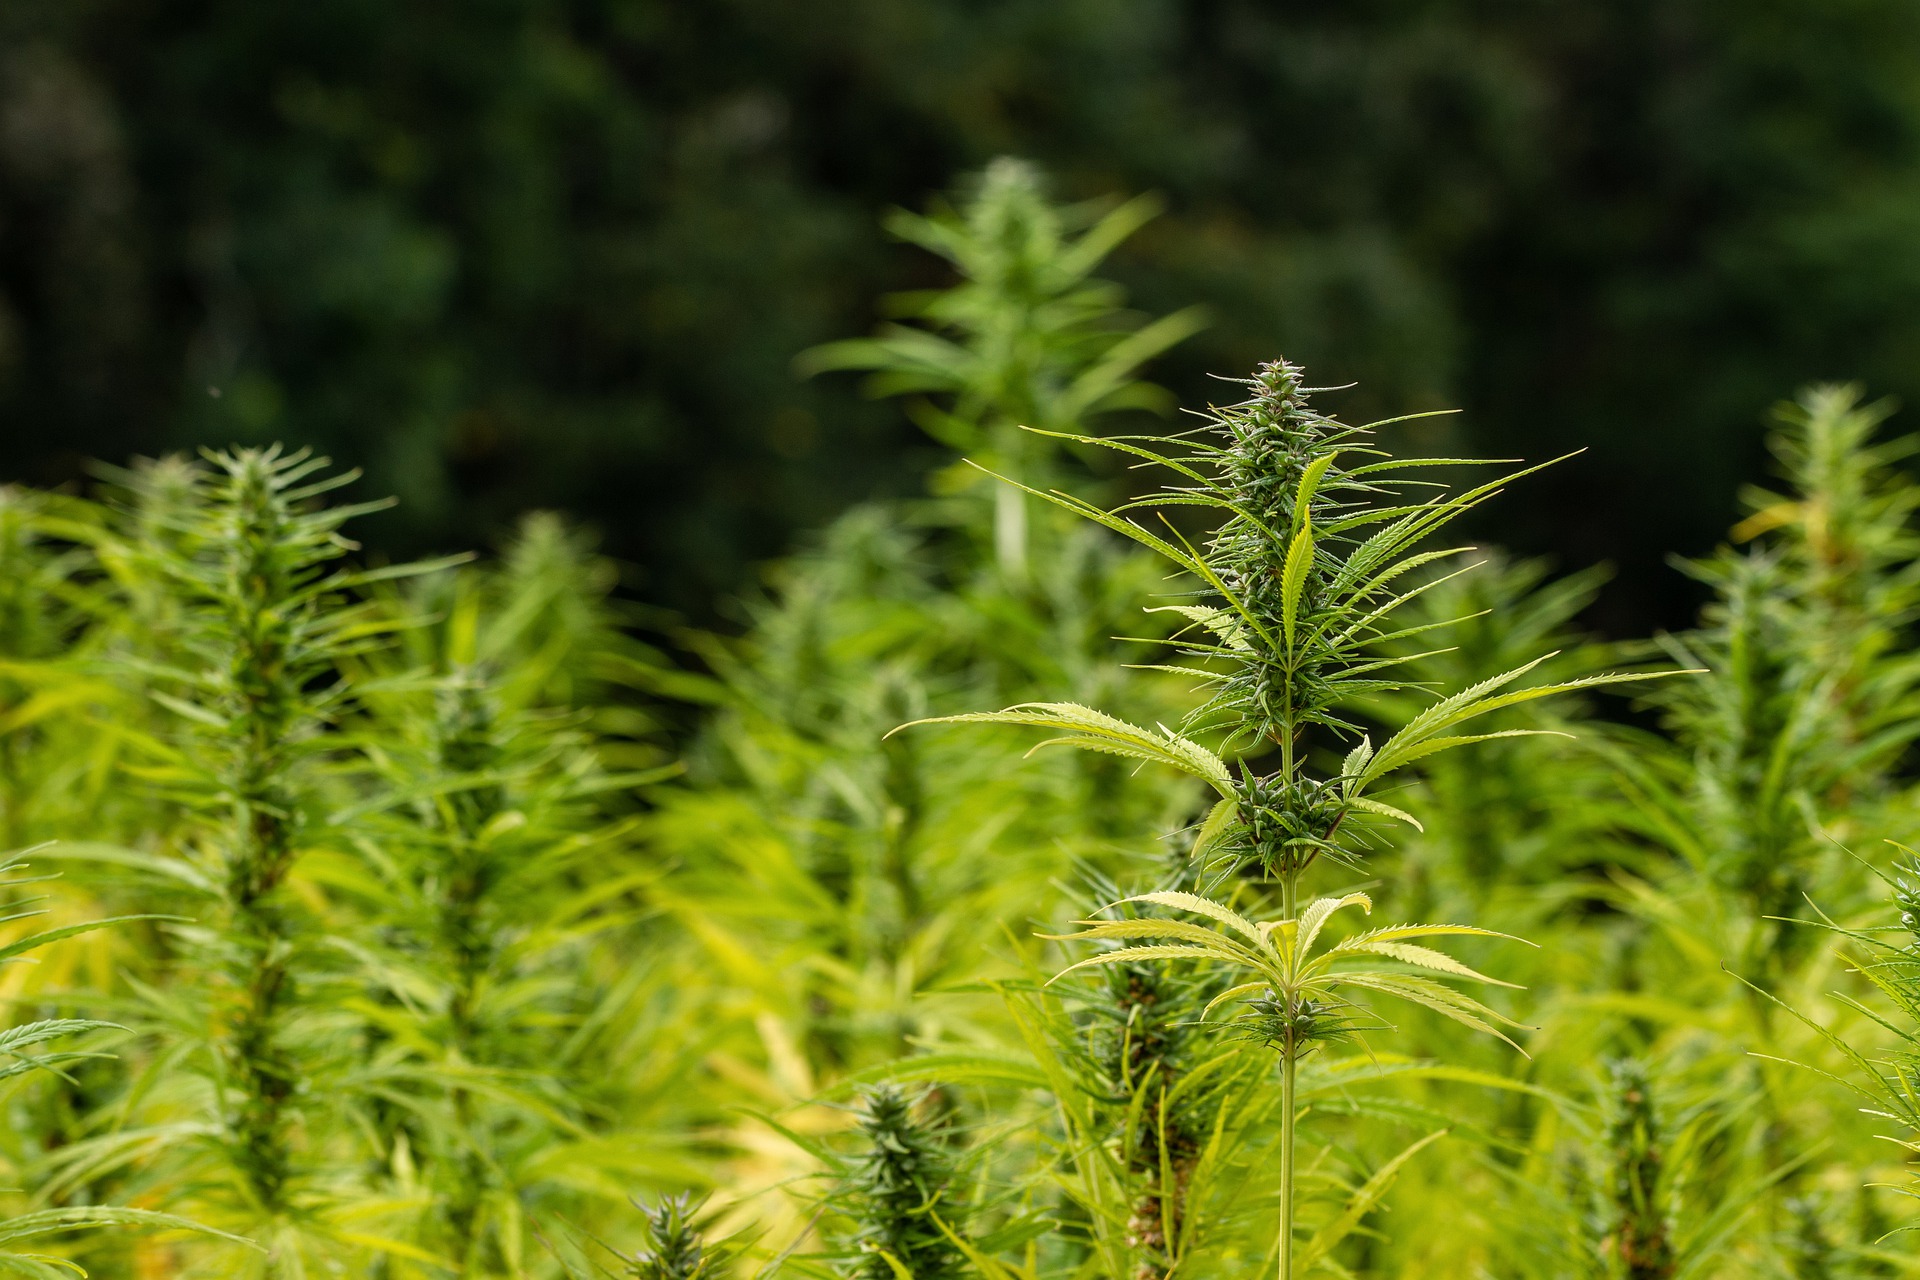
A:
1277;862;1300;1280
1279;1049;1297;1280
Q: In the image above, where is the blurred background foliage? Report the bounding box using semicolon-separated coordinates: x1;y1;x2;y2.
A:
9;1;1920;627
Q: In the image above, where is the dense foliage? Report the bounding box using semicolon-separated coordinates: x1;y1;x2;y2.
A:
4;155;1920;1280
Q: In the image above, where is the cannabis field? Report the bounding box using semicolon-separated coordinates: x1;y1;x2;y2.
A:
1;160;1918;1280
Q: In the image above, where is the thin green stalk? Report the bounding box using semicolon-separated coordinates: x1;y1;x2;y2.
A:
1279;1052;1297;1280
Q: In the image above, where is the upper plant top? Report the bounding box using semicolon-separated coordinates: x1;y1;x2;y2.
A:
799;157;1206;454
907;357;1664;890
799;157;1207;579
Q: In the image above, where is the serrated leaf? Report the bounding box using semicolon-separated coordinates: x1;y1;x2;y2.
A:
1337;941;1519;987
1118;891;1267;949
0;1206;259;1249
1050;918;1263;966
1294;893;1373;959
1281;522;1315;655
1189;796;1239;863
1050;945;1230;983
1333;971;1529;1053
1346;796;1423;830
1341;735;1374;783
1294;451;1340;531
892;702;1232;794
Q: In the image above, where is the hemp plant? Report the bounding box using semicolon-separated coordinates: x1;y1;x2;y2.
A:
899;358;1667;1275
1483;1058;1777;1279
1624;386;1920;982
352;649;655;1271
100;447;442;1273
544;1193;739;1280
0;488;112;851
833;1084;966;1280
799;156;1205;580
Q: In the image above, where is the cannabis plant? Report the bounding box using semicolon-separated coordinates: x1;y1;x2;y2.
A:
836;1085;965;1280
1480;1057;1779;1280
58;447;444;1275
630;1196;730;1280
901;358;1665;1275
352;654;662;1269
799;155;1205;579
1625;386;1920;987
0;489;116;850
544;1193;738;1280
1072;868;1225;1280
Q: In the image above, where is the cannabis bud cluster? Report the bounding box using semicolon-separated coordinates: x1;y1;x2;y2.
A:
633;1194;719;1280
1221;769;1345;880
846;1085;965;1280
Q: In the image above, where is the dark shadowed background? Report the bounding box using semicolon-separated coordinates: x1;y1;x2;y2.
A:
7;0;1920;632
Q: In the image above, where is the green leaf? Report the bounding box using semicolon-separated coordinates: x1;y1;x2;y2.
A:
1340;736;1374;784
0;1206;260;1249
1293;451;1339;530
892;702;1233;794
0;915;174;966
935;1214;1035;1280
1334;922;1533;948
1201;980;1272;1019
1335;941;1520;987
1052;918;1267;969
1346;796;1422;830
818;1052;1050;1097
1118;891;1269;950
1147;605;1252;652
1361;660;1692;786
1189;795;1240;862
1281;522;1315;655
1332;971;1529;1052
1051;944;1236;983
1294;893;1373;959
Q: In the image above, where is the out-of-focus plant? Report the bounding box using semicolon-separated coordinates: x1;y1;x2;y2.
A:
1625;387;1920;990
337;514;693;1275
1483;1058;1779;1279
53;448;448;1276
835;1084;966;1280
798;156;1206;579
0;490;117;851
1754;845;1920;1265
